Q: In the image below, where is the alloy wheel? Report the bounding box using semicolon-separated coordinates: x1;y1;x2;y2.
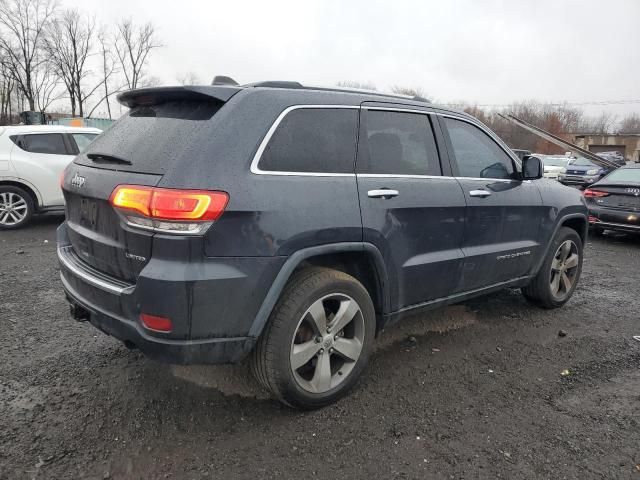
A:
550;240;579;299
0;192;29;226
289;293;365;394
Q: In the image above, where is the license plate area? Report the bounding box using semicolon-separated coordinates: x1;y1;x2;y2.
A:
79;197;99;227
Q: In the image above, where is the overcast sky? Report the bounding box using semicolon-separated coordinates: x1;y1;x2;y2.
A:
63;0;640;119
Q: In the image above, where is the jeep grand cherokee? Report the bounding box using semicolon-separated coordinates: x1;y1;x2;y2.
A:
58;82;588;408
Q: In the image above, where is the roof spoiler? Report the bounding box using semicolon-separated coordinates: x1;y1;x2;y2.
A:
117;85;242;108
212;75;239;86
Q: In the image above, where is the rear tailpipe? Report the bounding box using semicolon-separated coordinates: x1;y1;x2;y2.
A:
69;302;90;322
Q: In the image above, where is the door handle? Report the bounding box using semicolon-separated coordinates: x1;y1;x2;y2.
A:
469;189;492;198
368;189;399;199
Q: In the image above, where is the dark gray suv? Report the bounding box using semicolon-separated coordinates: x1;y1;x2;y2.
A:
57;82;588;408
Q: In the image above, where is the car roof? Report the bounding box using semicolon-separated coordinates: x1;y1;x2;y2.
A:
117;83;473;119
0;125;102;135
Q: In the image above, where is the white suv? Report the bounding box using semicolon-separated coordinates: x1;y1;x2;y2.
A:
0;125;101;229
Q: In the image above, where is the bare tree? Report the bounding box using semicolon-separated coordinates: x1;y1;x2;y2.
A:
336;80;377;91
177;71;201;85
0;61;16;124
0;0;58;111
33;62;60;112
617;113;640;134
583;112;616;135
114;19;161;90
44;9;96;116
92;29;117;119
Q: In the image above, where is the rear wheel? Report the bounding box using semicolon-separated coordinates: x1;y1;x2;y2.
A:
251;267;375;409
522;227;583;308
0;186;34;230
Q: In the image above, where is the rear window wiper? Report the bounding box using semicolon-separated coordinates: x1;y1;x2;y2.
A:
86;153;132;165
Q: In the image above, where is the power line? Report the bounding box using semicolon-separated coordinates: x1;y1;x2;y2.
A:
442;99;640;108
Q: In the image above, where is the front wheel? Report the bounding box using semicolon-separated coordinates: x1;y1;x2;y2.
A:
251;267;376;409
522;227;583;308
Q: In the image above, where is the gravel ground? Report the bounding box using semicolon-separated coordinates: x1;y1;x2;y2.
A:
1;215;639;480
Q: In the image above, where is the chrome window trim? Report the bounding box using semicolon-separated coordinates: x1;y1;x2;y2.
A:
250;103;523;182
363;106;433;116
250;104;359;177
438;113;523;167
358;173;456;180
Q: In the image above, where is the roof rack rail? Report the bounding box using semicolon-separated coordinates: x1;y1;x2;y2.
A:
244;81;304;89
241;80;433;104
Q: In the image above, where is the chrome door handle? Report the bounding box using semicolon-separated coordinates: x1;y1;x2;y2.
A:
368;189;399;199
469;189;492;198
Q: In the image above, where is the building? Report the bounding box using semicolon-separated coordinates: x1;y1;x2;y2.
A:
573;134;640;162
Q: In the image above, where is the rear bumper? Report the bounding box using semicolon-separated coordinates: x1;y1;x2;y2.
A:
588;205;640;233
61;274;255;364
57;222;284;364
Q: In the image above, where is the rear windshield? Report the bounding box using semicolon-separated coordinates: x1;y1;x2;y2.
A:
75;100;221;174
602;168;640;183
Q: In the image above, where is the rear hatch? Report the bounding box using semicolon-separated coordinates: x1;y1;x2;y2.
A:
62;87;238;282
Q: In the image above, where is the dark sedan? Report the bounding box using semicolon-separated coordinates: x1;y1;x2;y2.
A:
585;164;640;234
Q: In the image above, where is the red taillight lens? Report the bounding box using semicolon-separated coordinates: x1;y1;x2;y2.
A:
583;189;609;198
151;189;228;221
140;313;173;332
109;185;228;221
588;215;600;223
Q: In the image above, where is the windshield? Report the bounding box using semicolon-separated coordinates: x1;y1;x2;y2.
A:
543;157;569;167
602;168;640;183
569;157;596;167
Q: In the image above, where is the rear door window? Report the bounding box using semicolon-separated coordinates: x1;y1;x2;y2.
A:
12;133;68;155
357;110;441;176
74;100;222;174
258;108;358;174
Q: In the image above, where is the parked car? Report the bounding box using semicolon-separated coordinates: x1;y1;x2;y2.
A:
57;83;587;408
0;125;101;229
512;148;531;161
596;151;626;167
558;156;614;187
585;163;640;235
539;155;569;180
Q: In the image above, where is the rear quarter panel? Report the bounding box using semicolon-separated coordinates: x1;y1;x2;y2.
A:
156;89;363;257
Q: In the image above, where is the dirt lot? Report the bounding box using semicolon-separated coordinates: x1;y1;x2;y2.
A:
1;215;639;480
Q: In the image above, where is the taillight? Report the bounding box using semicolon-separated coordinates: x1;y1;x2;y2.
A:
109;185;228;234
583;189;609;198
140;313;173;332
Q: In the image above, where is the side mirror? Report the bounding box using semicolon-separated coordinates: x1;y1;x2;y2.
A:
522;155;543;180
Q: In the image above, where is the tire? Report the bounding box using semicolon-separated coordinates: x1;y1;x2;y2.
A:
0;185;34;230
251;267;376;409
522;227;583;309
